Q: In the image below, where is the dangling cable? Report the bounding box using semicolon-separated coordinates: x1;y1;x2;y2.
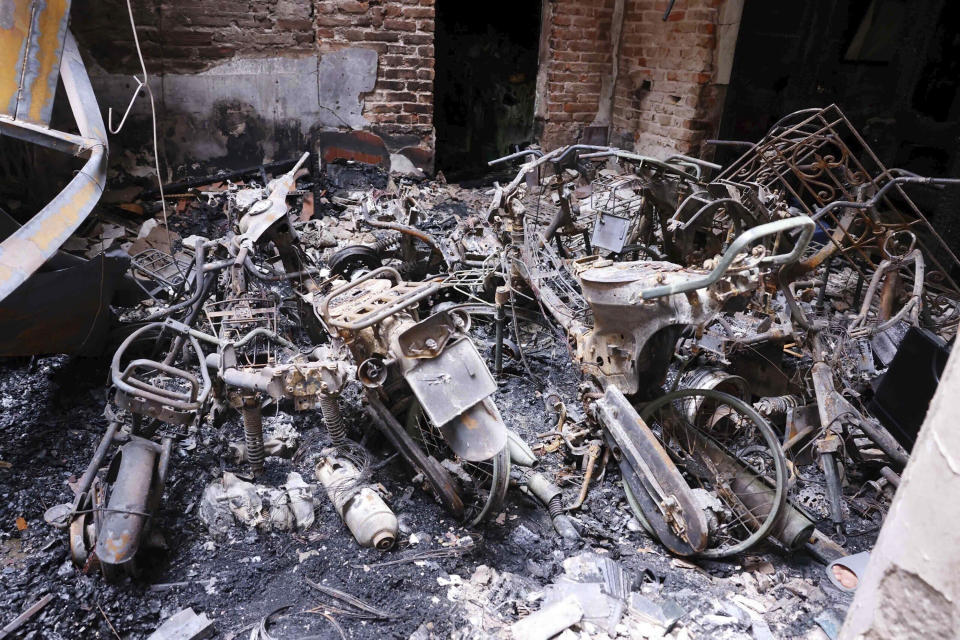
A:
121;0;178;272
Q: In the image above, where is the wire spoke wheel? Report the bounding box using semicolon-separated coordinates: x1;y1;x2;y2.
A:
405;398;510;526
637;389;788;558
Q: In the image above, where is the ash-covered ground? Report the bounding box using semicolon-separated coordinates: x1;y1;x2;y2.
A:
0;174;877;640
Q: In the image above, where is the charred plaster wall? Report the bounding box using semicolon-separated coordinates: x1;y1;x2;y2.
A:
70;0;435;174
839;341;960;639
538;0;739;159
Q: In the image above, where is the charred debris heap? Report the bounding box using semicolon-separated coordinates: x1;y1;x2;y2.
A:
21;105;960;635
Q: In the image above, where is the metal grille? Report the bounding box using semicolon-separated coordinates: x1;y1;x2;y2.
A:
131;249;191;298
522;217;591;324
717;105;960;298
204;294;279;367
588;173;645;218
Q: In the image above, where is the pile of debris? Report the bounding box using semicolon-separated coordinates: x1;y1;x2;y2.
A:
3;105;957;638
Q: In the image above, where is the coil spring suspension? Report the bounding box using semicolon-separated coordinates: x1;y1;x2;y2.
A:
242;397;265;475
320;394;346;448
373;233;401;254
547;494;563;519
510;220;525;248
755;394;801;418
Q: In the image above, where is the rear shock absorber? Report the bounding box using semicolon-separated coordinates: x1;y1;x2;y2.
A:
320;394;346;448
547;493;563;520
372;232;401;255
754;394;801;419
242;396;265;475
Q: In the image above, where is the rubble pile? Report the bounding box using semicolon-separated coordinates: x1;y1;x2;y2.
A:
2;105;958;639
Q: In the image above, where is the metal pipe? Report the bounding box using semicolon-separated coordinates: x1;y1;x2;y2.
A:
848;250;925;338
553;144;611;163
579;149;697;178
163;275;214;365
704;139;756;150
143;240;209;321
820;446;845;535
111;323;212;408
858;420;910;469
852;271;865;308
817;257;833;310
217;365;277;395
164;242;213;361
879;466;900;488
566;443;601;511
664;153;722;172
662;0;677;20
361;213;444;261
488;148;544;166
494;305;505;374
245;261;322;282
642;216;816;299
203;258;235;272
232;327;296;351
142;273;211;321
70;421;120;513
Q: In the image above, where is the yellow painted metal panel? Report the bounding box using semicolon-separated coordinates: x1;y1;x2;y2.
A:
0;0;33;117
0;0;72;125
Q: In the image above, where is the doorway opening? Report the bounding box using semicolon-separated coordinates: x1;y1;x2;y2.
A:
433;0;542;180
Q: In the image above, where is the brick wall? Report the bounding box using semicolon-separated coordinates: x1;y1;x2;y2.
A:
313;0;435;143
72;0;317;74
538;0;615;150
538;0;726;158
611;0;723;157
71;0;727;168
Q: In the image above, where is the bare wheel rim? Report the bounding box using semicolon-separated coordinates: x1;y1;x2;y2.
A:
405;399;511;525
638;388;788;558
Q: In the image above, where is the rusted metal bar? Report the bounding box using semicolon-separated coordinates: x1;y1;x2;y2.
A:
566;442;601;511
364;393;465;519
70;421;120;514
0;115;95;155
703;139;755;149
0;593;53;639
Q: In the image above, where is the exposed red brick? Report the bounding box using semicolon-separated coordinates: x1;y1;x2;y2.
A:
541;0;723;156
